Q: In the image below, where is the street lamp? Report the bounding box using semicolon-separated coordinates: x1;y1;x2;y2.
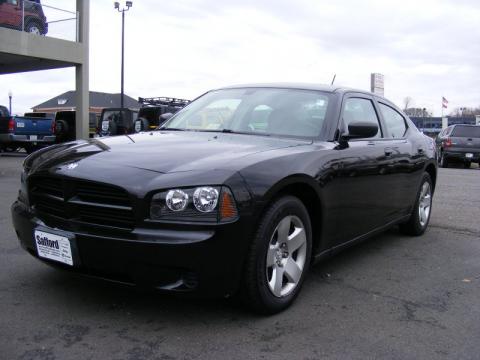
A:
8;90;12;115
114;1;133;110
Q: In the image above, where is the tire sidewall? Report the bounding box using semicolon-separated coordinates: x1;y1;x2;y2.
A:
250;196;312;312
411;173;433;234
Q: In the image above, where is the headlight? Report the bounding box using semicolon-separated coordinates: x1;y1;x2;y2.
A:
150;186;238;223
166;189;189;212
193;187;218;212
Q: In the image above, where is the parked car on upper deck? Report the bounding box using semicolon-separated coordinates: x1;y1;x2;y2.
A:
12;84;437;313
0;0;48;35
435;124;480;168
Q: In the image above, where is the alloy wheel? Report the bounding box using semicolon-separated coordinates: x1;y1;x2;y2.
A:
418;182;432;227
266;215;307;297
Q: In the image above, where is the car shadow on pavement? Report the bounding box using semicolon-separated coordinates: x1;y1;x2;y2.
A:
27;227;403;321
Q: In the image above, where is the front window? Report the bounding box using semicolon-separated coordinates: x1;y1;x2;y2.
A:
163;88;331;138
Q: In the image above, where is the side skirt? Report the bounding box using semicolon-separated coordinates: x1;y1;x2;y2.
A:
312;214;411;264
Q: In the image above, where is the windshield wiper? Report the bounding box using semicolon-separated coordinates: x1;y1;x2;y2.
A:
159;127;186;131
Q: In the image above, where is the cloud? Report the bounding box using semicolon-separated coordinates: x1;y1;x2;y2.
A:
1;0;479;115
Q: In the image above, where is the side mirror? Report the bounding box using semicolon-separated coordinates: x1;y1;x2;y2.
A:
346;121;378;139
338;121;378;148
159;113;173;123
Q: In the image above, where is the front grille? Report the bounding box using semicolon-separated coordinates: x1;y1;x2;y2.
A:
29;176;134;230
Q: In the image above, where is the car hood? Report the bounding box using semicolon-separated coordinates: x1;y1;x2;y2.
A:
26;131;312;174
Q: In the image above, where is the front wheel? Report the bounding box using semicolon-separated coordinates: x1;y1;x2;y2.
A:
399;173;433;236
25;21;42;35
241;196;312;314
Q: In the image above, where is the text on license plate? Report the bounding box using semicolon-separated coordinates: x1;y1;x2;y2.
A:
34;230;73;266
30;135;37;141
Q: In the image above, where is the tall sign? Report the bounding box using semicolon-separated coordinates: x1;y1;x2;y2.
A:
370;73;384;96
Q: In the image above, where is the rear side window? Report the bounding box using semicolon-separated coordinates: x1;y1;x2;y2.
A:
379;103;407;138
451;126;480;138
343;98;381;138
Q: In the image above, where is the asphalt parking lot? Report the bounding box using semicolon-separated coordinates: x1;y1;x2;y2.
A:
0;153;479;360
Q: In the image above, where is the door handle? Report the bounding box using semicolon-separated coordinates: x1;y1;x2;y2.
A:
417;148;424;154
384;147;393;156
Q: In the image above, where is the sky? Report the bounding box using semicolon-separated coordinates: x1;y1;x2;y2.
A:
1;0;479;116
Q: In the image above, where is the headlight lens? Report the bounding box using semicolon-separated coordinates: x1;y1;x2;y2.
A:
150;186;237;223
166;189;189;212
193;187;218;213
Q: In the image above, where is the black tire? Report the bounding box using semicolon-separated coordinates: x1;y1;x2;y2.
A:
25;20;43;35
241;196;312;314
55;119;69;135
108;120;117;135
439;152;449;168
399;172;433;236
464;161;471;169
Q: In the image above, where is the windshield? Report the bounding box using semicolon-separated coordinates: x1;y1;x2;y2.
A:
162;88;331;138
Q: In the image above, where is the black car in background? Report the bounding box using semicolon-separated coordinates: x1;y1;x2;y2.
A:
12;84;437;313
134;97;190;133
435;124;480;168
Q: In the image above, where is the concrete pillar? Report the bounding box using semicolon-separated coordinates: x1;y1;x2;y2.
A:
442;117;448;129
75;0;90;140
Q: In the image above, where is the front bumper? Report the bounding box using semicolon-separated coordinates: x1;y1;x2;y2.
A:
11;200;253;297
0;133;56;144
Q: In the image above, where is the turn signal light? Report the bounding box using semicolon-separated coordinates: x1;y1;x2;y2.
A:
219;188;238;221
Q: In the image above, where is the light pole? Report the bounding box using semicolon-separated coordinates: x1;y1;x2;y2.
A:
114;1;132;110
8;90;12;115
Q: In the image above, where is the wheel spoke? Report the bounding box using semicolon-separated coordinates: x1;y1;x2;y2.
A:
270;266;284;296
284;257;302;284
288;227;306;252
276;216;291;242
420;208;426;224
266;245;277;267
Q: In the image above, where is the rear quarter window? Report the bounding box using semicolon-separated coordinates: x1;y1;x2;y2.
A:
451;126;480;138
379;103;407;138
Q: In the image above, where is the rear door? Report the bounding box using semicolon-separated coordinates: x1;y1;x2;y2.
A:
377;101;421;216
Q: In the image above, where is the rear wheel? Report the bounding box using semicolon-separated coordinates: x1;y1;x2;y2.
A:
439;152;449;168
399;173;432;236
241;196;312;314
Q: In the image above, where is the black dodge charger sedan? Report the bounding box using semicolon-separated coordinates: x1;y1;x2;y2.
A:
12;84;437;313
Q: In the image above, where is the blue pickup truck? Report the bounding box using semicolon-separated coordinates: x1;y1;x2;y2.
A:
0;107;56;153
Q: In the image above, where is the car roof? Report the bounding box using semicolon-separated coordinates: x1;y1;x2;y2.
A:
217;82;370;95
215;82;396;107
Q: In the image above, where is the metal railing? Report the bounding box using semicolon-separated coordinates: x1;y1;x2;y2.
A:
0;0;78;42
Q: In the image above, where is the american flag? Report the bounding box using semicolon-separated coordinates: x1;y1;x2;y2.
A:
442;97;448;109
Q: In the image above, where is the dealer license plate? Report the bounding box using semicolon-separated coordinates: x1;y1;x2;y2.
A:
466;153;473;158
34;230;73;266
30;135;37;141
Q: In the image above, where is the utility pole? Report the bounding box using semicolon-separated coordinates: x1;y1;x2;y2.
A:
114;1;132;110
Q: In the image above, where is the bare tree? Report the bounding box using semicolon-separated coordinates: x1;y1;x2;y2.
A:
403;97;413;111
